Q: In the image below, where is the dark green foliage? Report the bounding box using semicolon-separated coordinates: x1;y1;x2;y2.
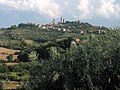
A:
17;52;29;62
28;29;120;90
37;47;50;59
0;81;3;89
10;25;17;29
0;64;7;73
7;54;13;62
18;23;37;29
58;38;73;49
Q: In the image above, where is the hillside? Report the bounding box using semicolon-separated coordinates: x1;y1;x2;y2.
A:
1;21;119;90
0;21;108;50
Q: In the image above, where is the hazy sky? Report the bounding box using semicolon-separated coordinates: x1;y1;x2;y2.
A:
0;0;120;27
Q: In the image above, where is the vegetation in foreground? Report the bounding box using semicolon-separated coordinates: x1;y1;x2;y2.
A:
27;30;120;90
0;22;120;90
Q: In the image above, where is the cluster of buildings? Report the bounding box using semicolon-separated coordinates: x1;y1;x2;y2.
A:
36;17;107;34
39;17;70;32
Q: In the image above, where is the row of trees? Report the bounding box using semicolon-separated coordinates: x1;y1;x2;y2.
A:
0;63;29;73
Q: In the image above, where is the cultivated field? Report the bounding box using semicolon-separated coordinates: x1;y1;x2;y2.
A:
0;47;20;61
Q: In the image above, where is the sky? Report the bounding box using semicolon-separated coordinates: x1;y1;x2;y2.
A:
0;0;120;28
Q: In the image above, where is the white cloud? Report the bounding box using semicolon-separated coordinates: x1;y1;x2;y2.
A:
98;0;120;18
77;0;94;19
76;0;120;19
0;0;120;20
0;0;61;18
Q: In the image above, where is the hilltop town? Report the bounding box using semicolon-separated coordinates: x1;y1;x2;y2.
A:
37;17;108;34
1;17;108;34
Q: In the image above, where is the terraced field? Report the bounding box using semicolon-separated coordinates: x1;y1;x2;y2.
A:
0;47;20;61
